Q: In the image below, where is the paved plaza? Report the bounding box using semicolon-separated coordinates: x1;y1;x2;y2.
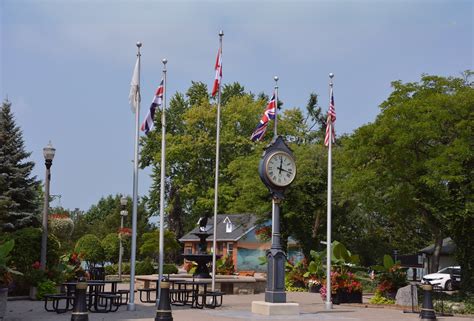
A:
3;284;472;321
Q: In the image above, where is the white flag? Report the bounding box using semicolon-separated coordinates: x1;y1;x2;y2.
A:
129;57;140;113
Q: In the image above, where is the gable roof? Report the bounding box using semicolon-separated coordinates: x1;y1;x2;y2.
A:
419;237;456;255
179;213;258;242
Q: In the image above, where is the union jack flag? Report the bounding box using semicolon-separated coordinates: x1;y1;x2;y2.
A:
324;87;336;146
141;79;164;135
251;93;276;142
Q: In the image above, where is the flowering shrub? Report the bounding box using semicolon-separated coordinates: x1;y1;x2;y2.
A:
255;226;271;242
58;252;85;281
320;271;362;300
25;261;47;286
372;255;407;298
49;212;74;239
118;227;132;239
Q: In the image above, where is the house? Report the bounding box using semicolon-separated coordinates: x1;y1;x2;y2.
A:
419;237;458;274
179;213;302;272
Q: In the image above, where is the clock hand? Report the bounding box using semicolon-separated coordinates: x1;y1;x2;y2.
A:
277;167;290;173
279;157;283;174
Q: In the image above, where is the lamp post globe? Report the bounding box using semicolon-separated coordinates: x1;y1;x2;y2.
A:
118;196;128;280
40;141;55;271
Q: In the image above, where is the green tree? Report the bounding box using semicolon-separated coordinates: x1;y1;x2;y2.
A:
139;229;181;263
336;73;473;291
72;195;151;252
75;234;105;268
0;99;41;232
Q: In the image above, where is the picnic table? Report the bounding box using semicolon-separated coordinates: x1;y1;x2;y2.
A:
44;280;122;314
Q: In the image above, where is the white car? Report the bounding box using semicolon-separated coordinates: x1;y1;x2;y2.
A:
422;266;461;291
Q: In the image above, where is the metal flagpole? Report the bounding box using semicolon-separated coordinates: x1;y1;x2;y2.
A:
271;76;279;243
212;30;224;293
273;76;279;138
157;58;168;305
128;41;142;312
325;72;334;310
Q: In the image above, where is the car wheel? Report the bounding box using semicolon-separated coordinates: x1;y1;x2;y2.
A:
445;280;453;291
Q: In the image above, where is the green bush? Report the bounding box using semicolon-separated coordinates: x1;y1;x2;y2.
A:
122;262;131;274
7;228;61;273
104;264;117;275
101;233;119;264
163;263;178;275
75;234;105;267
369;290;395;305
136;258;155;275
36;279;58;300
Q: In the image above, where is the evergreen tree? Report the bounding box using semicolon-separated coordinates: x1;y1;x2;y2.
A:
0;99;41;231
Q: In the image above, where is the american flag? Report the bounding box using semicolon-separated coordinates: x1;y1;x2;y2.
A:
251;92;276;142
141;79;164;135
324;87;336;146
211;48;222;97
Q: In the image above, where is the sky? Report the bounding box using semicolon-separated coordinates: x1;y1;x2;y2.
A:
1;0;472;214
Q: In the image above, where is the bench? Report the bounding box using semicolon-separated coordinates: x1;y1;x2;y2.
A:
138;287;157;303
93;292;120;312
116;289;136;305
43;293;74;313
170;287;194;306
194;291;224;309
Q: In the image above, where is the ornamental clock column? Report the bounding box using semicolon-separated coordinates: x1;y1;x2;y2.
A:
258;135;296;303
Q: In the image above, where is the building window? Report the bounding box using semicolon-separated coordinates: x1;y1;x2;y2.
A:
227;243;234;257
185;246;192;255
223;217;233;233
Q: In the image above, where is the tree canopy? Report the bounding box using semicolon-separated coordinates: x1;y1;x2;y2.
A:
0;99;41;232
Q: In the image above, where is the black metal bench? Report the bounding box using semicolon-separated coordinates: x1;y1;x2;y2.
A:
93;292;120;312
170;287;195;306
116;289;136;305
138;287;157;303
43;293;75;313
194;291;224;309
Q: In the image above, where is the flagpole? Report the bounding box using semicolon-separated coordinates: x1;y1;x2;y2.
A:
273;76;279;138
157;58;168;305
212;30;223;293
128;41;142;312
325;72;334;310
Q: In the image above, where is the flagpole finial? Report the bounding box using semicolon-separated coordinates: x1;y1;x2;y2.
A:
329;73;334;79
219;30;224;37
274;76;279;82
162;58;167;65
136;42;142;48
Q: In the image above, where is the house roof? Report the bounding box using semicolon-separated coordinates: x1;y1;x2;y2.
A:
179;213;258;242
419;237;456;255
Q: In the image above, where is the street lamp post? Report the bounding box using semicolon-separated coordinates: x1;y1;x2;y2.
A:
40;141;56;271
118;196;128;281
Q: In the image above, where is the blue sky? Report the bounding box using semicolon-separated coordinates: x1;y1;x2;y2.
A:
1;0;472;213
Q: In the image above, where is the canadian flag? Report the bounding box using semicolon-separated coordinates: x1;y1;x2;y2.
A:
211;48;222;97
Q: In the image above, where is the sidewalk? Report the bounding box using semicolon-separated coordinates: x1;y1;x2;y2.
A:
4;290;471;321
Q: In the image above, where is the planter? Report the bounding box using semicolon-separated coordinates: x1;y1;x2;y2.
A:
308;284;322;293
0;287;8;320
332;290;362;304
29;286;38;300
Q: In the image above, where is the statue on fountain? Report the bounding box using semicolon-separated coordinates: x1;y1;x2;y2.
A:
197;215;208;232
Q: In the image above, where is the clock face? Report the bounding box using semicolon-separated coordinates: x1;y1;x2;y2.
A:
264;151;296;187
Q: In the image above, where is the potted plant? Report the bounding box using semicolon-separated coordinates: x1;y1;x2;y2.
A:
303;250;324;293
24;261;48;299
372;254;407;299
320;271;363;304
0;240;23;319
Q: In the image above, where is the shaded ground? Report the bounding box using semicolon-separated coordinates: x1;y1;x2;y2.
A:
3;283;472;321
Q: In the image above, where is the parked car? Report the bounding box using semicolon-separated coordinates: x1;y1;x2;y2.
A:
422;266;461;291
